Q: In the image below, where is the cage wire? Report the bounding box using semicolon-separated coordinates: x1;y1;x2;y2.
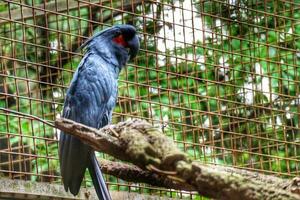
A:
0;0;299;199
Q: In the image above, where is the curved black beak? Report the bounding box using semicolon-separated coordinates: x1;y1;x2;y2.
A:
127;34;140;60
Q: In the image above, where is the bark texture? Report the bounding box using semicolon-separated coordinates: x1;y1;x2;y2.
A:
99;159;196;191
55;118;300;200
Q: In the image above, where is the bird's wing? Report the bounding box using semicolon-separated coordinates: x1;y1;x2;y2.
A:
63;53;113;126
59;53;115;195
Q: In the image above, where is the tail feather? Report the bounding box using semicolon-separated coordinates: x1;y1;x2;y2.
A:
59;133;89;196
88;152;112;200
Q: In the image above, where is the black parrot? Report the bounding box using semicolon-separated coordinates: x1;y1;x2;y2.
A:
59;25;139;200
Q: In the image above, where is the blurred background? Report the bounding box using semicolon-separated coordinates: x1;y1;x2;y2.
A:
0;0;299;199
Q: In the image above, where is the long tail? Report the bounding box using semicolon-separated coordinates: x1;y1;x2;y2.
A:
88;152;112;200
60;133;90;196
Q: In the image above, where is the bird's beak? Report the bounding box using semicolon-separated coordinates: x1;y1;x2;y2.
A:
127;35;140;60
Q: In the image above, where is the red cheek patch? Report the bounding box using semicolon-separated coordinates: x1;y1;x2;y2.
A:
113;35;128;47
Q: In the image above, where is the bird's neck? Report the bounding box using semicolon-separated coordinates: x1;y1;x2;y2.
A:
84;50;121;78
111;47;129;69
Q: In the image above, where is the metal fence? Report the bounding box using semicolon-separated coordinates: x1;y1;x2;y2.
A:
0;0;299;199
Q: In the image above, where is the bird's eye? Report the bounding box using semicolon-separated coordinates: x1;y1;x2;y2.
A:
115;30;122;37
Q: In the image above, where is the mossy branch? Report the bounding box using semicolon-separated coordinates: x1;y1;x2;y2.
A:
55;118;300;200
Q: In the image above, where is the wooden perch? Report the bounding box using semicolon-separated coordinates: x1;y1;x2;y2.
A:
55;118;300;200
99;159;196;191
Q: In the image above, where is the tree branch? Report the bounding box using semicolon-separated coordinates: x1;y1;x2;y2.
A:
0;0;93;24
99;159;196;191
0;0;149;25
55;118;300;200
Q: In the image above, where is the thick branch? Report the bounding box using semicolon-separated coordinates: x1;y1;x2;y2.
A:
99;159;300;197
55;118;300;200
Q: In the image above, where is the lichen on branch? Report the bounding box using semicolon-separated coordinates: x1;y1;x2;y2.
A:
55;118;300;200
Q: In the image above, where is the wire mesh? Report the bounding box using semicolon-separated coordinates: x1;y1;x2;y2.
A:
0;0;299;199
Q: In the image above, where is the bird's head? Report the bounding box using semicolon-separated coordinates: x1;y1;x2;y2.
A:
81;24;140;68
